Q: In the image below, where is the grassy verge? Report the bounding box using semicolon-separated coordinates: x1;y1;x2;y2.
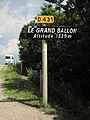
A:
1;66;89;120
0;65;56;117
1;65;40;107
0;66;72;119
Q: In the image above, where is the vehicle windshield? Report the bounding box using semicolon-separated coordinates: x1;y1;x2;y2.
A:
5;56;10;59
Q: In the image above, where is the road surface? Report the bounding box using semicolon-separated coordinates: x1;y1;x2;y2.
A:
0;64;53;120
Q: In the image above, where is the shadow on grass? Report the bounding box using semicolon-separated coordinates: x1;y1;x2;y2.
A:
4;78;39;94
3;77;61;119
3;76;41;107
0;98;40;108
2;67;63;119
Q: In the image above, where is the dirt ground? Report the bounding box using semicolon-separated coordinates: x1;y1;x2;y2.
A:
0;64;53;120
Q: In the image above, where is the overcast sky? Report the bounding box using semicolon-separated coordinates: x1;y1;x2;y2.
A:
0;0;49;63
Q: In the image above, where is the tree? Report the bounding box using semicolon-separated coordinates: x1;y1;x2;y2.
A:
18;1;90;119
18;3;66;73
45;0;90;100
18;20;42;71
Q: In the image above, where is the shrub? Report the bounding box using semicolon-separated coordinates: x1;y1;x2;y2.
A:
13;62;27;75
13;62;22;74
27;69;40;85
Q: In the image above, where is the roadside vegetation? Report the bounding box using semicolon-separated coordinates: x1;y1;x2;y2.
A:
18;1;90;120
1;65;59;119
0;63;90;120
2;65;40;107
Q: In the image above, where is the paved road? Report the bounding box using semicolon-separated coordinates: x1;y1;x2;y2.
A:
0;64;53;120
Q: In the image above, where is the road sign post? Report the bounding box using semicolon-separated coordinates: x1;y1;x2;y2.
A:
42;40;48;107
27;16;78;107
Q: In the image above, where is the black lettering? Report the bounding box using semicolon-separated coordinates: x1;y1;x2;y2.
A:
47;17;50;22
43;17;46;21
51;17;54;22
38;17;41;22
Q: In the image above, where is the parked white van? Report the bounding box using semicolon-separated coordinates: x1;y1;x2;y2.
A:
5;55;15;65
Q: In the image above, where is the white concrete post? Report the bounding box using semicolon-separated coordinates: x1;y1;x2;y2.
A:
42;40;48;107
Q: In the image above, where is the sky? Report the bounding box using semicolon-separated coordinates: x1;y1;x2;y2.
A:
0;0;48;64
0;0;67;64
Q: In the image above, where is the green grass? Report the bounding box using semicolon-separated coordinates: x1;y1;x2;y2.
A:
1;66;40;107
1;66;90;120
0;65;59;119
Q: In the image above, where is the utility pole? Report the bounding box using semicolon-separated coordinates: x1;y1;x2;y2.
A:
42;40;48;107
